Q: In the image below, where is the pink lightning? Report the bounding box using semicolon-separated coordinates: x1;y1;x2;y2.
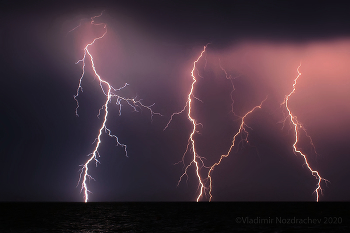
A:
164;45;208;202
71;12;160;202
204;62;266;201
207;98;266;202
218;59;242;113
283;63;328;202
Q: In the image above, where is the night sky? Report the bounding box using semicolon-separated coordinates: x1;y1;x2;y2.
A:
1;0;350;202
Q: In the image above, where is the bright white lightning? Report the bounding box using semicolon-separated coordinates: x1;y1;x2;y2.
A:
164;45;209;202
71;12;161;202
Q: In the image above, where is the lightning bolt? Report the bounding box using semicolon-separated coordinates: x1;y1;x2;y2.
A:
197;61;265;202
164;45;208;202
71;12;161;202
218;59;242;113
282;63;328;202
207;96;266;202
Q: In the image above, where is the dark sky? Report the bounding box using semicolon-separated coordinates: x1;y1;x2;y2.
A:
1;0;350;202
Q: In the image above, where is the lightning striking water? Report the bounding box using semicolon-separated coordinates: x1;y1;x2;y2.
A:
164;45;208;202
282;63;328;202
207;97;266;201
71;12;160;202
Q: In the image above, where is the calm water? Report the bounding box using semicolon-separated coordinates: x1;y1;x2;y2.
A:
0;202;349;232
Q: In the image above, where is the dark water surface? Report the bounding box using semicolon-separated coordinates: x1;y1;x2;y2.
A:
0;202;349;232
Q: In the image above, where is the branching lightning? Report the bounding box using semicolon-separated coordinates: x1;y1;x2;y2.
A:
164;49;266;202
204;62;266;201
71;12;161;202
207;98;266;201
164;45;208;202
68;12;330;202
282;63;328;202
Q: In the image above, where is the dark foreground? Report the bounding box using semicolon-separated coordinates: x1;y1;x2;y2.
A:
0;202;349;232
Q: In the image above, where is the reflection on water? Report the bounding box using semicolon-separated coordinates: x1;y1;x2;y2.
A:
0;203;348;232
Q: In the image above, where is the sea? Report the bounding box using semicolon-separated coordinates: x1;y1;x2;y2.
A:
0;202;349;232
